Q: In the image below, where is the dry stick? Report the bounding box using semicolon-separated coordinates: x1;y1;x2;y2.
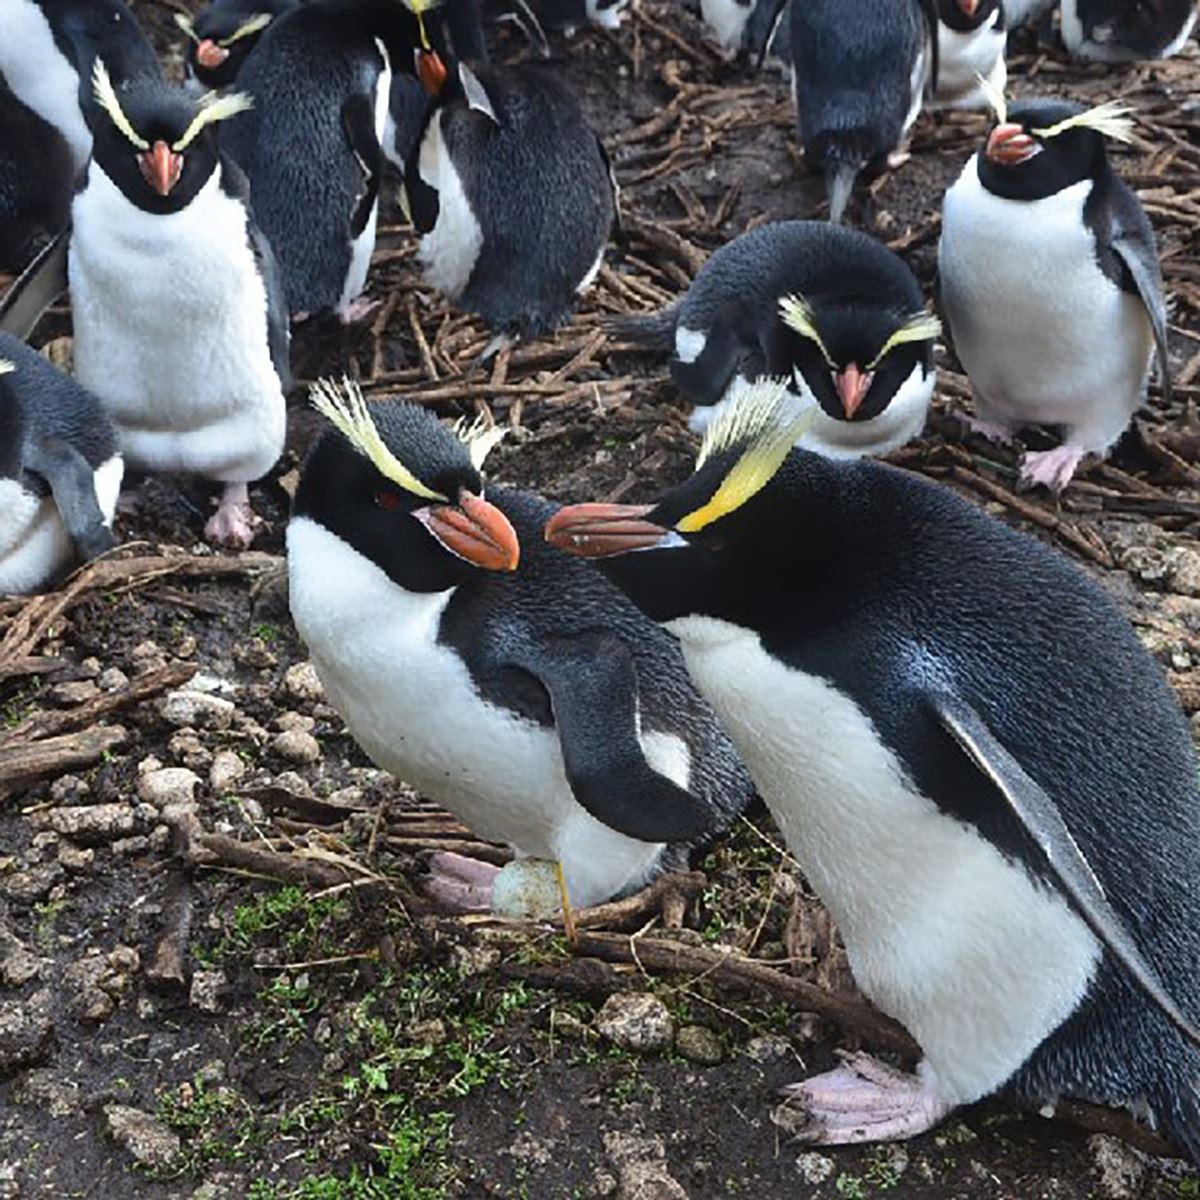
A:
146;868;195;990
0;656;66;682
571;870;706;932
0;726;127;797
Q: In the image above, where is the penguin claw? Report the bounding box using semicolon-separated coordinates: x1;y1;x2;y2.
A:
1018;445;1087;493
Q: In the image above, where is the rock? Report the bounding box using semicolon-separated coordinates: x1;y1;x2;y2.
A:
138;768;201;810
168;729;213;771
1088;1134;1146;1199
48;804;137;845
272;729;321;766
63;948;138;1023
97;667;130;692
130;640;168;675
14;1069;81;1116
275;711;315;733
190;969;227;1013
0;991;55;1073
0;930;41;986
1172;546;1200;597
744;1034;793;1063
674;1025;724;1065
601;1132;688;1200
795;1152;835;1184
284;662;324;703
1;863;65;903
57;843;94;873
159;688;235;731
46;680;100;707
594;993;675;1053
103;1104;181;1168
48;774;90;804
209;750;246;793
233;637;277;669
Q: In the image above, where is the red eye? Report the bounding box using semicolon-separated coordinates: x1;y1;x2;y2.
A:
374;490;402;510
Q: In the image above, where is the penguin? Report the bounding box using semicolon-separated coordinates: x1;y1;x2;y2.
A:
938;95;1169;492
1003;0;1054;26
699;0;791;65
0;77;74;271
175;0;300;91
1062;0;1197;62
546;379;1200;1159
402;57;617;337
788;0;937;222
286;379;753;912
219;0;396;322
0;335;122;595
929;0;1006;111
614;221;939;460
0;0;160;174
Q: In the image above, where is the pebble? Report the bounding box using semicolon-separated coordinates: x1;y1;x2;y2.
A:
594;993;675;1053
275;710;315;733
190;969;227;1013
601;1132;688;1200
137;768;201;810
159;688;235;731
49;774;91;804
284;661;324;703
1172;546;1200;597
209;750;247;793
0;991;55;1073
46;680;100;707
57;843;95;873
272;729;321;766
674;1024;724;1066
0;934;41;987
1088;1134;1146;1199
103;1104;181;1168
48;804;137;845
168;729;212;771
97;667;130;692
795;1152;835;1184
1;863;65;903
744;1034;794;1063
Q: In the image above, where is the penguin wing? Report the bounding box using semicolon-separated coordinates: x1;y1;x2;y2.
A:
932;691;1200;1047
915;0;939;95
0;227;70;340
342;91;385;240
248;219;294;394
506;632;718;844
24;434;117;563
1109;199;1172;403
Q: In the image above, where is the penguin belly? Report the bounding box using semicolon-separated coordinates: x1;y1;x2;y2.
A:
665;614;1102;1106
940;163;1154;449
932;18;1006;110
287;517;675;908
69;170;285;484
416;110;484;302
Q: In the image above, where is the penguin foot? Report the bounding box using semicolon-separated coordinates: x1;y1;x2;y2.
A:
777;1053;951;1145
961;414;1016;445
1018;445;1087;493
422;851;501;912
204;483;261;549
337;296;381;325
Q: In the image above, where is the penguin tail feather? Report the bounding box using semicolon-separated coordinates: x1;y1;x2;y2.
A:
604;303;680;351
825;160;861;224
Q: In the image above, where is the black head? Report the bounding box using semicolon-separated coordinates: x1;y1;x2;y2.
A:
84;59;253;213
1076;0;1194;58
178;0;296;89
292;384;518;593
762;294;937;424
976;96;1129;202
936;0;1002;31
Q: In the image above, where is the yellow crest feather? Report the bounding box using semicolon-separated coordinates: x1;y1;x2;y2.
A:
0;359;15;377
678;380;812;533
1032;100;1136;144
225;12;274;43
976;71;1007;125
174;12;199;41
92;58;149;150
778;293;834;368
173;89;255;151
867;311;942;369
310;378;447;502
453;416;506;472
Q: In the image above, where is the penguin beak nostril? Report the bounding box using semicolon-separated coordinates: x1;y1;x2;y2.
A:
985;124;1041;167
196;38;230;69
834;364;873;420
416;48;448;95
139;141;184;197
415;492;520;572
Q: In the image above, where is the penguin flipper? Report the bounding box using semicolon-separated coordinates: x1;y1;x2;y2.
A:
916;0;939;96
508;632;716;844
0;227;70;340
1110;219;1172;404
249;219;293;393
342;92;385;240
931;691;1200;1048
24;435;118;565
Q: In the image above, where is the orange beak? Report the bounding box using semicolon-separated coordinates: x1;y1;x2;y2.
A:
986;124;1041;167
196;38;230;69
834;364;873;420
957;0;980;16
544;503;668;559
139;140;184;197
417;48;447;95
416;491;519;572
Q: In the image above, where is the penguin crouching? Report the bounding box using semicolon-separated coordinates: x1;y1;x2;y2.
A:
0;335;122;595
287;381;753;913
547;380;1200;1159
405;61;616;337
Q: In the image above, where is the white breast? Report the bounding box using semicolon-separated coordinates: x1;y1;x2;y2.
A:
939;159;1154;450
932;14;1006;110
0;0;90;169
286;517;683;907
69;168;286;484
665;614;1100;1106
416;110;484;301
700;0;752;53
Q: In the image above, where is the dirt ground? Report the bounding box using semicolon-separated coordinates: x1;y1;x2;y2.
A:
3;2;1200;1197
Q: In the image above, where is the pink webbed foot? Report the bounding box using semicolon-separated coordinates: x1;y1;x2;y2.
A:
204;482;261;549
338;295;381;325
423;851;501;913
961;414;1016;445
1019;445;1087;493
777;1053;952;1145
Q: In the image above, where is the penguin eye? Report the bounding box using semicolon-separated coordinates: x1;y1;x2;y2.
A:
374;489;403;511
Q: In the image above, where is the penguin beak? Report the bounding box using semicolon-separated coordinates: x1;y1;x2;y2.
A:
834;364;873;420
139;141;185;197
416;48;447;94
956;0;980;15
415;490;520;572
986;124;1041;167
545;503;671;558
196;39;230;69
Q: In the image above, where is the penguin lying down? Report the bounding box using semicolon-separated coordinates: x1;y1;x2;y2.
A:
548;380;1200;1157
0;335;122;595
287;381;753;912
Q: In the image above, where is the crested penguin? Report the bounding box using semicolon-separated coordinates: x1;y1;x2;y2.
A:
0;335;122;595
176;0;300;91
929;0;1006;111
615;221;938;459
788;0;936;222
547;379;1200;1158
1062;0;1197;61
286;380;753;911
25;60;290;548
938;95;1169;492
402;56;616;337
0;0;160;174
699;0;791;64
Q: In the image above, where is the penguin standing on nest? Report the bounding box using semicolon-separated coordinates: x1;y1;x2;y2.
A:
287;380;752;913
939;94;1170;491
0;337;122;595
615;221;938;459
547;379;1200;1159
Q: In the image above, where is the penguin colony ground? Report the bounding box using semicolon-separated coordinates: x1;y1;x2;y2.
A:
1;0;1200;1195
